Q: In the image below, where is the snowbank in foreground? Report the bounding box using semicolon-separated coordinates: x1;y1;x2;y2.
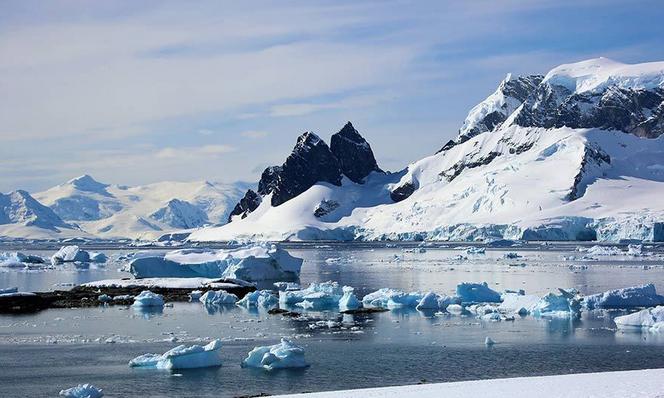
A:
271;368;664;398
129;243;302;282
242;339;308;370
129;340;223;370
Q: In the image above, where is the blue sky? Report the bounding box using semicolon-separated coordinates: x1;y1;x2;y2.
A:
2;0;664;192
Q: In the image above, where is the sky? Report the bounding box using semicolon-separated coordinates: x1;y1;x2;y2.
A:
2;0;664;193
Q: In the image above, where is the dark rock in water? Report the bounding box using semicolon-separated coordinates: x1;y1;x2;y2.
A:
390;182;416;202
330;122;382;183
258;132;342;207
314;200;340;218
341;307;389;314
228;189;262;222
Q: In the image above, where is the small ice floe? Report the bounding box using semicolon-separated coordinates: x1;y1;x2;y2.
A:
0;287;19;295
485;337;496;346
325;257;342;264
199;290;238;306
59;383;103;398
52;246;106;265
129;340;223;370
0;252;45;267
362;288;423;309
415;292;459;312
584;284;664;310
274;282;300;291
280;281;344;310
188;290;203;301
582;245;624;256
88;252;108;263
532;289;581;318
614;306;664;332
465;246;486;255
241;338;309;370
128;243;302;282
97;294;112;304
503;252;521;259
456;282;501;303
131;291;164;308
236;290;278;308
338;286;360;311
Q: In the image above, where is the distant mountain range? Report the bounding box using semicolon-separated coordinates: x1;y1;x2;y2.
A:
3;58;664;242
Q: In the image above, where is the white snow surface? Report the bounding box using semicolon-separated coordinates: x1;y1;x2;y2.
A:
129;340;223;370
242;338;308;370
614;306;664;331
271;368;664;398
83;277;247;290
128;243;302;281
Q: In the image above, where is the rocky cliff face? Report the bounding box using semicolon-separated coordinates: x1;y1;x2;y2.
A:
233;122;383;216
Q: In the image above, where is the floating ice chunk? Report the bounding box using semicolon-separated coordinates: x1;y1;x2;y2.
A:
97;294;112;303
456;282;501;303
584;284;664;310
237;290;278;308
59;383;104;398
465;247;486;255
338;286;360;311
499;293;540;315
503;252;521;259
130;340;223;370
88;252;108;263
241;338;308;370
415;292;458;311
51;246;91;264
274;282;300;291
189;290;203;301
199;290;238;305
129;243;302;282
280;281;344;309
132;291;164;308
583;245;623;256
0;287;18;295
362;288;423;309
614;306;664;331
532;290;581;318
485;337;496;346
0;252;45;267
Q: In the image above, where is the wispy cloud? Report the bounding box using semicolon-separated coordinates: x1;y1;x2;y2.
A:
241;130;269;139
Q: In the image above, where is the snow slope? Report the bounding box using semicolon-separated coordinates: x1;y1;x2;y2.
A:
191;58;664;243
272;368;664;398
34;175;251;240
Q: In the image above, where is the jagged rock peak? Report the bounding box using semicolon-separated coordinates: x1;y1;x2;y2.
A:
228;189;262;222
258;131;342;207
330;121;382;183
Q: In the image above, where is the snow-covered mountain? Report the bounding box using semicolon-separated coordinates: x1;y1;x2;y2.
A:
191;58;664;243
31;176;251;240
0;190;86;239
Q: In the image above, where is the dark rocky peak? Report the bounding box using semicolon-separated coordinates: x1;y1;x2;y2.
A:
330;121;382;184
228;189;262;222
258;131;342;207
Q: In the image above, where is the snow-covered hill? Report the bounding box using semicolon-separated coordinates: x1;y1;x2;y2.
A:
191;58;664;243
0;190;87;239
32;176;251;240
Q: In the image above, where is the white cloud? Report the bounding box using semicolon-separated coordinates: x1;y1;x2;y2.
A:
241;130;269;139
155;145;236;159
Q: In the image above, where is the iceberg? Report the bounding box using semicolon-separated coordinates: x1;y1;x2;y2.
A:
279;281;344;309
129;340;223;370
59;384;104;398
584;284;664;310
456;282;501;303
338;286;360;311
499;293;540;315
131;290;165;308
199;290;238;305
241;338;309;370
51;245;91;264
88;252;108;263
614;306;664;331
129;243;302;282
415;292;458;311
532;290;581;318
362;288;424;309
0;252;45;267
236;290;278;308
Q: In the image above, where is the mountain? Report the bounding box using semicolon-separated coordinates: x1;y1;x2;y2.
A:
33;175;251;239
0;190;85;239
191;58;664;243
